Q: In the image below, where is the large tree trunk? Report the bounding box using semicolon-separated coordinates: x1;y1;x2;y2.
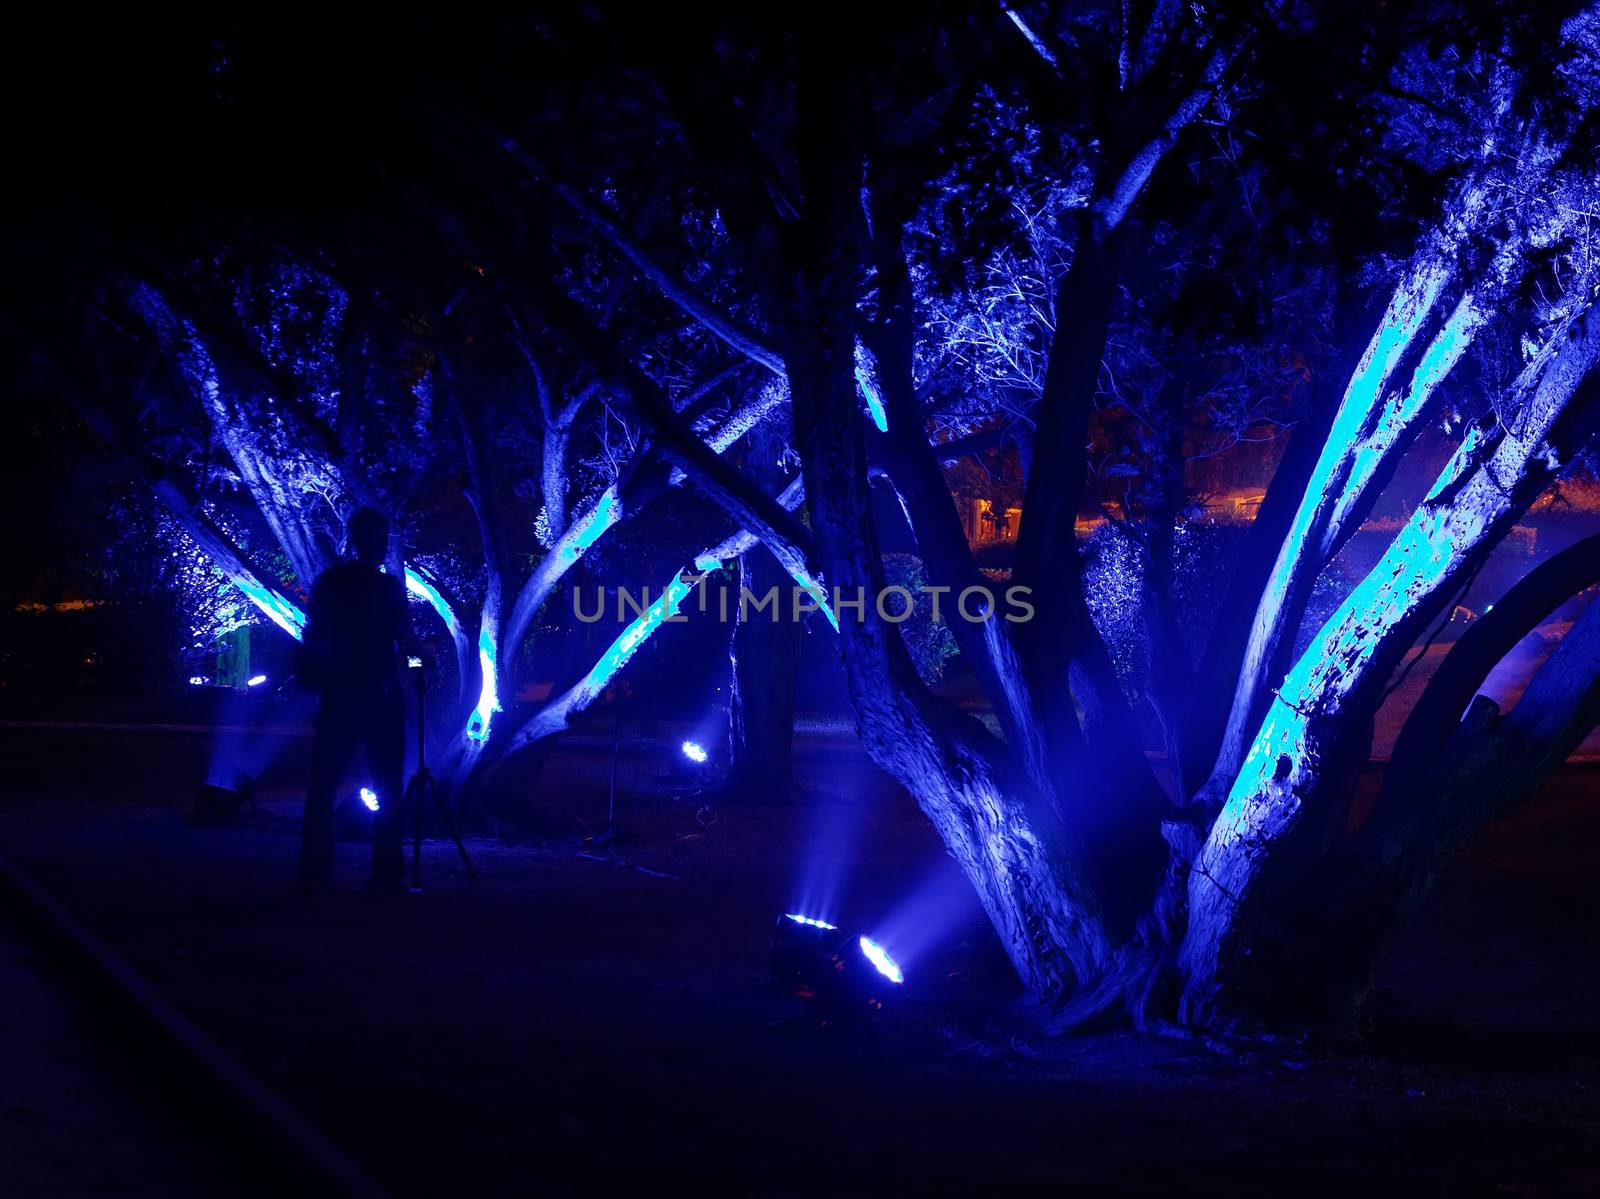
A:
1178;299;1600;1025
863;194;1060;798
726;545;801;802
1204;129;1570;796
1012;215;1170;922
724;415;801;802
782;39;1112;995
1179;291;1349;797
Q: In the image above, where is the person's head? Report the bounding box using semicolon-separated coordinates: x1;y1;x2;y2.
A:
345;507;390;565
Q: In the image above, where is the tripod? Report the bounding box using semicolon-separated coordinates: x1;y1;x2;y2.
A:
403;677;479;889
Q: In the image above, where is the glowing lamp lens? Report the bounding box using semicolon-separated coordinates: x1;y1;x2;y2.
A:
858;936;903;984
359;787;380;812
785;913;837;930
681;740;708;764
188;676;206;686
246;674;267;687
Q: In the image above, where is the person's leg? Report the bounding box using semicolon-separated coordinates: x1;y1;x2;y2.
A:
365;691;408;889
300;699;358;885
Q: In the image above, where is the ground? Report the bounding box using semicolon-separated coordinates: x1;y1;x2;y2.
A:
2;723;1599;1196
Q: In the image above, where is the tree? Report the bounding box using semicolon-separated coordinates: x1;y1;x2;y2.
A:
524;1;1600;1027
25;0;1600;1033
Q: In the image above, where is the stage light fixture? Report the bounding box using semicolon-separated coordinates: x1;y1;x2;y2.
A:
188;676;206;686
681;739;709;764
191;775;257;827
858;936;904;985
246;674;267;687
771;913;904;1023
785;913;837;930
359;787;380;812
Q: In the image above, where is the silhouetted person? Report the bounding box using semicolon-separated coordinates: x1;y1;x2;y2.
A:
296;507;415;892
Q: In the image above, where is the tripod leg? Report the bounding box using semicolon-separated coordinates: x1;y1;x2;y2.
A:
406;774;424;890
428;780;480;881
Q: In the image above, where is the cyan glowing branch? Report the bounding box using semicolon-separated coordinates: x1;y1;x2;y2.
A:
498;480;812;757
404;567;462;639
1210;181;1507;784
502;569;697;754
854;338;889;433
405;566;501;744
67;380;312;645
466;625;502;741
500;381;797;689
497;483;625;683
1181;297;1600;1016
232;573;307;641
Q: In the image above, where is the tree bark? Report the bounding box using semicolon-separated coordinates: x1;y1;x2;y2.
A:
1179;298;1600;1025
863;194;1058;796
1180;292;1348;797
782;35;1112;995
1013;215;1169;921
1205;135;1570;794
726;545;801;802
1384;532;1600;796
724;418;800;802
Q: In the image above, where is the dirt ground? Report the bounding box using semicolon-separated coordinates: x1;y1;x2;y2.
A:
3;725;1600;1197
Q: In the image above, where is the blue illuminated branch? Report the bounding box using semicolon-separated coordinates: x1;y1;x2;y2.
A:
1322;234;1525;539
69;365;310;645
500;484;626;668
1212;197;1498;779
1253;296;1600;771
408;566;498;745
581;571;697;693
668;383;791;487
503;150;888;451
404;567;462;639
1000;4;1059;69
854;338;889;433
1182;299;1600;1003
512;384;787;655
499;477;822;760
792;567;841;631
692;478;837;629
559;487;617;566
467;626;501;741
231;574;307;641
1092;46;1234;232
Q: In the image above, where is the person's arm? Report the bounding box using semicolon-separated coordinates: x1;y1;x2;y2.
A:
296;573;331;692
